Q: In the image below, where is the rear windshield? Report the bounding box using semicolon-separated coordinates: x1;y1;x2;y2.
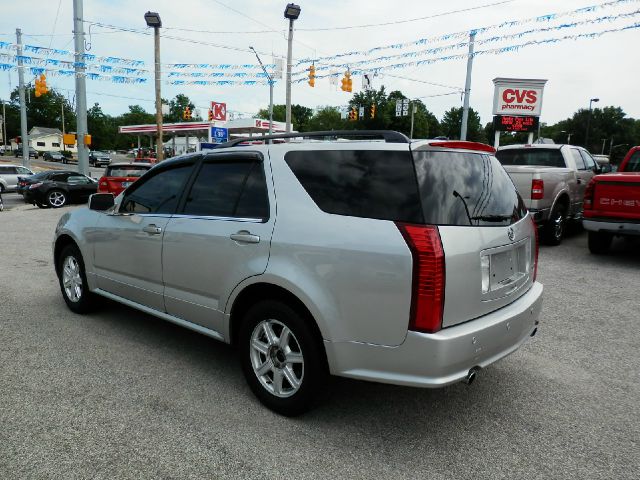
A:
106;166;149;177
285;149;525;226
413;151;526;226
624;151;640;172
496;148;565;168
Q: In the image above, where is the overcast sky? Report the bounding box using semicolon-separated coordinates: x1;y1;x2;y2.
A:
0;0;638;126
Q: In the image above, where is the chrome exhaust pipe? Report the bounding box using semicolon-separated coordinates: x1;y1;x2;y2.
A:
464;367;479;385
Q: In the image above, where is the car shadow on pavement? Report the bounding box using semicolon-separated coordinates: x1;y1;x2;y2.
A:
90;296;527;443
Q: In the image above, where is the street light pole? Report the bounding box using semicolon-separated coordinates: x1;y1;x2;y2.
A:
585;97;599;151
145;11;163;162
250;46;273;138
284;3;301;134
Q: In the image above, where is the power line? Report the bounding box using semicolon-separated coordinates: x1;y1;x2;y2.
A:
48;0;63;49
295;0;516;31
383;74;462;92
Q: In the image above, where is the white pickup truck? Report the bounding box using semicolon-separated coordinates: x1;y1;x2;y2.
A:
496;144;600;245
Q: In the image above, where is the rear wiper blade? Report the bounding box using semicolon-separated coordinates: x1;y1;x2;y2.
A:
470;214;512;222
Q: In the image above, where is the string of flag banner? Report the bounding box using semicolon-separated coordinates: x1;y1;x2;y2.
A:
293;21;640;83
292;8;640;76
295;0;640;65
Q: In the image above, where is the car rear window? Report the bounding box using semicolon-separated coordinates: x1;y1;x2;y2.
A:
284;150;423;223
106;166;149;177
413;151;526;226
625;151;640;172
496;148;565;167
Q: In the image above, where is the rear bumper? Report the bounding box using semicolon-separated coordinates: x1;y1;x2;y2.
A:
324;282;543;388
583;218;640;236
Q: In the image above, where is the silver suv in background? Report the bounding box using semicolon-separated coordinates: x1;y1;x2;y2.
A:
53;131;543;416
0;164;34;193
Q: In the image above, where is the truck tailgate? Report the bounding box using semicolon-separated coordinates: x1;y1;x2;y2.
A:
591;173;640;220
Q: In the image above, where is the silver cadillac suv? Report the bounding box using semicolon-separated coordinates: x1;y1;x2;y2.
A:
53;131;543;416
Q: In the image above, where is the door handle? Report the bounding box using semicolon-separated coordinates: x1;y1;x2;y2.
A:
230;230;260;244
142;224;162;235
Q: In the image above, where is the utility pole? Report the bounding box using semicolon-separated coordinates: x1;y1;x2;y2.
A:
460;31;475;141
73;0;89;175
285;20;294;133
1;100;6;152
153;25;163;161
16;28;29;169
410;103;416;140
61;101;65;137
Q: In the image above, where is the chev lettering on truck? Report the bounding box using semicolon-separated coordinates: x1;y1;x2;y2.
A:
600;198;640;207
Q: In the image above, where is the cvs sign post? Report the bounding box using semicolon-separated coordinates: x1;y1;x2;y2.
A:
492;77;547;148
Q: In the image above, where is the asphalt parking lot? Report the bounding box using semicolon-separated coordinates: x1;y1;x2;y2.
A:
1;201;638;479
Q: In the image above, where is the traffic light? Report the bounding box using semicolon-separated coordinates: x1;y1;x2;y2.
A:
208;108;214;121
308;63;316;87
348;107;357;121
34;74;48;97
341;70;352;93
183;106;192;120
370;104;376;119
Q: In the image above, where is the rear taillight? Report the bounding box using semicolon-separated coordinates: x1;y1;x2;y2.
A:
583;179;596;210
396;223;445;334
530;215;539;282
531;179;544;200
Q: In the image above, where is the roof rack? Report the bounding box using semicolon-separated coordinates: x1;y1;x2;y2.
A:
217;130;410;148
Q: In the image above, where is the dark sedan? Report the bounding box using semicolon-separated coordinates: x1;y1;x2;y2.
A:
20;170;97;208
43;151;65;162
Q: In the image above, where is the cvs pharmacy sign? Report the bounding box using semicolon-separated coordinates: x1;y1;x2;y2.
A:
492;78;547;117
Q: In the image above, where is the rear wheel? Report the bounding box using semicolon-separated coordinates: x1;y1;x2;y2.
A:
543;204;567;246
239;300;327;416
57;244;98;313
588;231;613;254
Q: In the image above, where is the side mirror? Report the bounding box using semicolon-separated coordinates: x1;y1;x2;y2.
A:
89;193;115;211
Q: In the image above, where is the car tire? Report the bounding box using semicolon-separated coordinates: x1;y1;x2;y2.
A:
239;300;327;416
36;201;50;209
588;231;613;254
543;204;566;246
57;244;98;314
47;189;67;208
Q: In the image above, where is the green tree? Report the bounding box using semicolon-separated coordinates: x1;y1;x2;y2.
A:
307;106;346;131
163;94;199;122
256;104;313;131
8;86;75;136
440;107;483;141
87;103;118;150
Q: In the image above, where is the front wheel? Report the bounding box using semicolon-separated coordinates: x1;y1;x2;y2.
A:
47;190;67;208
588;231;613;254
239;300;327;416
57;244;98;313
543;204;567;246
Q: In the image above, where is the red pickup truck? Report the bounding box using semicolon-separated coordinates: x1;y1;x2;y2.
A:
583;146;640;253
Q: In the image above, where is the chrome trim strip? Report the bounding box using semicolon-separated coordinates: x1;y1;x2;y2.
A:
170;214;264;222
92;288;226;342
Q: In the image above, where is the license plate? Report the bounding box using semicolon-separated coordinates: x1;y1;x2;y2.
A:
490;250;516;287
121;181;131;188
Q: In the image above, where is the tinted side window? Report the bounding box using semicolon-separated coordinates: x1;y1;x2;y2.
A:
413;151;527;227
67;175;91;184
571;149;587;170
0;166;16;174
121;164;193;214
182;162;268;219
51;173;70;182
285;150;422;223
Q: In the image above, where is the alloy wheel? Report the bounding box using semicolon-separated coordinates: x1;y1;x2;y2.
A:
62;255;83;302
250;319;304;398
48;191;66;207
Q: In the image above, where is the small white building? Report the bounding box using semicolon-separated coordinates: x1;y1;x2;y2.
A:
27;127;78;153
